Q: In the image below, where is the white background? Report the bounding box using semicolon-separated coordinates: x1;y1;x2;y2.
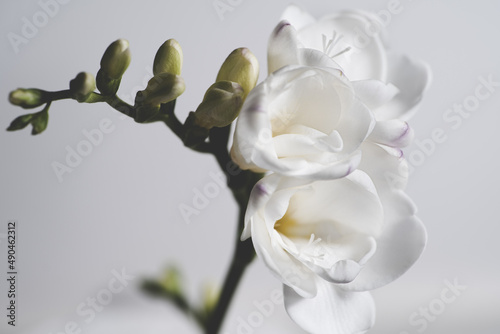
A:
1;0;499;333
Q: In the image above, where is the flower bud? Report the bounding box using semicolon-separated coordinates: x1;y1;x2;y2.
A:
6;113;34;131
216;48;259;98
153;39;183;76
9;88;45;109
202;283;220;315
141;73;185;106
31;108;49;135
69;72;96;102
194;81;244;129
96;69;120;96
100;39;131;79
160;267;183;297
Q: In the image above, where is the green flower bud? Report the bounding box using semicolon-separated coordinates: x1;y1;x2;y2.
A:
100;39;131;79
31;108;49;135
9;88;45;109
194;81;244;129
153;39;183;76
6;113;34;131
202;282;220;316
69;72;96;102
160;267;183;297
96;69;120;96
141;73;185;106
216;48;259;98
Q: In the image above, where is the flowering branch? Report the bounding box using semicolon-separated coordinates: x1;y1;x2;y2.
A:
6;7;430;333
6;38;261;334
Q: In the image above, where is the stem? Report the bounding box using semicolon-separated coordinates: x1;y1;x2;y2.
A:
160;100;184;138
203;128;263;334
205;208;255;334
142;280;205;328
104;95;135;117
43;89;73;102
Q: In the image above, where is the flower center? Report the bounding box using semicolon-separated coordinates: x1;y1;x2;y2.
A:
322;31;351;59
275;214;333;264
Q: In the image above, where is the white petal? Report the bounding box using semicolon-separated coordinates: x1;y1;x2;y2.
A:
342;193;427;291
242;174;282;240
268;21;300;74
231;65;367;180
286;170;384;237
281;4;316;31
284;279;375;334
252;150;360;180
368;120;414;148
352;80;399;109
359;141;408;192
296;11;388;81
293;234;377;284
375;53;432;121
297;47;343;69
336;98;376;152
248;176;319;297
273;134;325;157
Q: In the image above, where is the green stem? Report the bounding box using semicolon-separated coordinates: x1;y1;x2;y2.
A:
142;279;205;328
104;95;135;118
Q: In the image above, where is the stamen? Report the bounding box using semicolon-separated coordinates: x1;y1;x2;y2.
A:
330;46;351;59
322;30;352;59
322;34;333;55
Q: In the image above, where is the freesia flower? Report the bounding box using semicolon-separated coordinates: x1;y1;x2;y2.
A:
243;170;426;333
276;5;432;122
231;64;401;180
231;7;431;334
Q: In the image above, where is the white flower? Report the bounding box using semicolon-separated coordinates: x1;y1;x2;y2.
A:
230;64;400;180
276;5;432;122
243;170;426;334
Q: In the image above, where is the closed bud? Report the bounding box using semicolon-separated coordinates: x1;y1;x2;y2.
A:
100;39;131;79
31;108;49;135
202;283;220;316
96;69;120;96
153;39;183;76
194;81;244;129
216;48;259;98
141;73;185;106
160;267;183;297
69;72;96;102
9;88;45;109
7;113;34;131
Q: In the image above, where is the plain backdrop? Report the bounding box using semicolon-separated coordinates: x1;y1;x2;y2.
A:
1;0;499;333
